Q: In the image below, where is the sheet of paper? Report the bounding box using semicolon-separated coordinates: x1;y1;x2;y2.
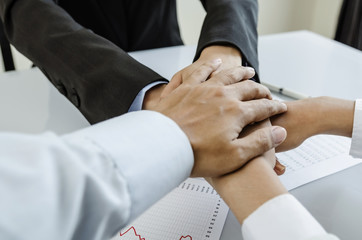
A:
111;178;229;240
277;134;362;190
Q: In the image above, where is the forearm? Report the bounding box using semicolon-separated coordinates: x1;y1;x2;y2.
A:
199;45;242;66
0;111;193;240
271;96;355;152
0;0;165;123
211;157;287;224
197;0;259;79
315;97;354;137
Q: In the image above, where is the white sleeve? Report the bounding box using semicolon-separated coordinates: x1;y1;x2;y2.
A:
350;99;362;158
241;194;339;240
0;110;193;240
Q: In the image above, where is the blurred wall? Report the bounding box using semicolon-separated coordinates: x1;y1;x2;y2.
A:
3;0;343;71
177;0;343;45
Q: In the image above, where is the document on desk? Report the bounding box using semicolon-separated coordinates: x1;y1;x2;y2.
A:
111;178;229;240
277;134;362;190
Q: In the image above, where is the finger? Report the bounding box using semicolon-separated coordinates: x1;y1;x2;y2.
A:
207;66;255;86
239;99;287;126
161;73;182;99
185;59;222;85
227;80;272;101
229;126;287;169
274;158;286;175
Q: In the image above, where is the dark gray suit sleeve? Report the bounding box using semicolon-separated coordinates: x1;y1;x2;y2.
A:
0;0;166;124
197;0;259;81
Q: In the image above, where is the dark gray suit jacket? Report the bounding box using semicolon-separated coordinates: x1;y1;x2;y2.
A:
0;0;259;124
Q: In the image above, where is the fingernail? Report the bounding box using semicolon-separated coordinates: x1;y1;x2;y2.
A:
281;102;287;110
272;126;287;145
212;58;222;65
274;163;286;175
245;67;255;75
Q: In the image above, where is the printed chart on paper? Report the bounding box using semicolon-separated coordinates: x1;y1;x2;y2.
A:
111;178;228;240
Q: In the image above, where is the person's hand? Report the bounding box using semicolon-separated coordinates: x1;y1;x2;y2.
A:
142;84;167;110
161;45;243;98
153;59;287;177
239;120;286;175
271;97;354;152
207;138;287;224
270;99;317;152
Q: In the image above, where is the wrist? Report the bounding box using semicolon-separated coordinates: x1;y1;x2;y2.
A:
142;84;167;110
213;157;287;224
199;45;242;66
316;96;354;137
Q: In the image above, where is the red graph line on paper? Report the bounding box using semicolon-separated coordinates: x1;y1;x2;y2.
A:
120;226;192;240
179;235;192;240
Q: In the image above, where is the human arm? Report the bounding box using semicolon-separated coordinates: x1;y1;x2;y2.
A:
0;0;168;124
154;61;288;177
197;0;259;77
0;111;194;240
270;97;355;152
162;0;259;96
208;145;339;240
0;60;288;239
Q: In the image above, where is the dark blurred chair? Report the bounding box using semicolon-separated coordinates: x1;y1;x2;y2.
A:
335;0;362;51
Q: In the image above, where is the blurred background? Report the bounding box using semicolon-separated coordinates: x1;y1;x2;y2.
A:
177;0;342;45
2;0;359;72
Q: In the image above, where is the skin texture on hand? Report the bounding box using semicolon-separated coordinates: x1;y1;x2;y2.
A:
271;97;354;152
161;45;242;98
142;84;167;110
153;59;287;177
210;97;355;224
208;150;288;224
208;116;287;223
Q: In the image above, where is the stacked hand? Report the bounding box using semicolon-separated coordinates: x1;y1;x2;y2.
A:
152;59;287;177
271;97;354;152
161;45;243;98
143;45;243;110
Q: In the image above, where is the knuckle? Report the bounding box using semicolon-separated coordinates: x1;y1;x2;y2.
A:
221;68;240;83
262;85;272;97
233;144;248;165
226;99;242;114
196;67;210;77
228;69;241;81
261;99;274;115
256;129;273;151
244;79;256;86
239;104;251;119
213;86;227;97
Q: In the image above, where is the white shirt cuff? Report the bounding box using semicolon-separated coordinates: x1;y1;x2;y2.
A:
350;99;362;158
64;111;194;222
242;194;327;240
128;81;168;112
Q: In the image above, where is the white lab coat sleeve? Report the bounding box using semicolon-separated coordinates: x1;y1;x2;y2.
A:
0;110;193;240
350;99;362;158
241;194;339;240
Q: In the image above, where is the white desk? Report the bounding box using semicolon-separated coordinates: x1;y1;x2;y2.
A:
1;31;362;239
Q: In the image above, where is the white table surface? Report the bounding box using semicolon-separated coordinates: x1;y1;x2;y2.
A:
1;31;362;239
259;30;362;100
